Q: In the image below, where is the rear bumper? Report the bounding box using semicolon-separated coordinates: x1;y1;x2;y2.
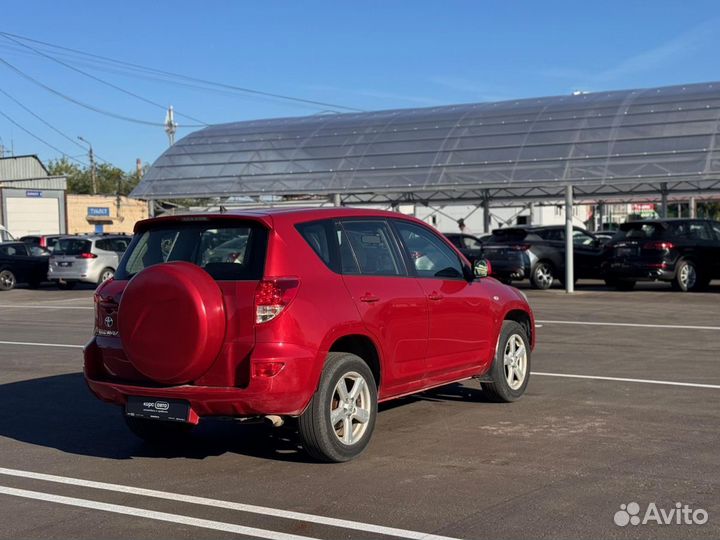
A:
48;263;100;284
602;260;674;281
84;339;320;418
485;252;528;280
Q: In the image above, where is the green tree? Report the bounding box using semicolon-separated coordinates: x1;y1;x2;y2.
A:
47;158;143;196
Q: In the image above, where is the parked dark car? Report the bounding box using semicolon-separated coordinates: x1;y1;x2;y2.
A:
602;219;720;291
482;225;606;288
0;242;50;291
444;232;484;263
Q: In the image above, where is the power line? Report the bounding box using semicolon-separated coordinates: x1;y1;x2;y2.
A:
0;106;87;165
0;87;113;164
0;56;204;127
0;30;363;113
0;33;208;125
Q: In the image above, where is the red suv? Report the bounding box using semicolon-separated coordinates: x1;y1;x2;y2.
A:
85;208;535;462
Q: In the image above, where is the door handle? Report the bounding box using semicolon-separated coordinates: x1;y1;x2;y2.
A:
428;292;443;301
359;293;380;303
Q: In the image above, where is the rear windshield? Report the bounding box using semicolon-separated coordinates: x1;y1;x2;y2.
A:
54;238;91;255
115;220;267;281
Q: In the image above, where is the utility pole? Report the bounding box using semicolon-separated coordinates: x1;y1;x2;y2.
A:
78;136;97;194
164;106;177;146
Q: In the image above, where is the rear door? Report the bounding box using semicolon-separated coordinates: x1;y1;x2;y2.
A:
338;219;429;395
710;221;720;278
392;220;493;378
571;228;604;278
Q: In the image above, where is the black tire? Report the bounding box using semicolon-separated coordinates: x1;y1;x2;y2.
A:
673;259;699;292
605;278;636;291
530;261;554;289
124;414;194;445
482;321;531;402
299;352;378;462
0;269;17;291
57;281;76;290
98;267;115;285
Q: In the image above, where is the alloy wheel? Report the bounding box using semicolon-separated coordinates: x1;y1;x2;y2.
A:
329;371;372;445
503;334;528;390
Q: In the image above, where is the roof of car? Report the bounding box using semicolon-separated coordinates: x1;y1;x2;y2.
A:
136;207;427;232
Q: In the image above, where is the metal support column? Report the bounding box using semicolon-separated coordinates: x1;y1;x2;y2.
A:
565;185;574;294
482;190;491;233
333;193;342;207
528;202;534;225
598;201;605;231
660;183;669;218
690;197;697;218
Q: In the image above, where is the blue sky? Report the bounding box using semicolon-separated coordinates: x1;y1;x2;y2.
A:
1;1;719;171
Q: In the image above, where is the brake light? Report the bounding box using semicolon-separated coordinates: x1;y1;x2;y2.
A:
40;237;47;248
643;241;674;251
254;277;300;323
485;259;493;276
76;253;98;259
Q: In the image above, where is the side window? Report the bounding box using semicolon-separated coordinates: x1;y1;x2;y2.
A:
296;221;334;269
340;220;402;276
111;238;130;252
540;229;564;241
572;230;595;246
689;222;712;241
394;221;464;279
712;222;720;241
462;235;482;249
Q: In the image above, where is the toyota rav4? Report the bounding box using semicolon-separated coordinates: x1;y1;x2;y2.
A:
85;208;535;462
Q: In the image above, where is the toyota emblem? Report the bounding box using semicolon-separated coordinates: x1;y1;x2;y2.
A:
104;316;114;327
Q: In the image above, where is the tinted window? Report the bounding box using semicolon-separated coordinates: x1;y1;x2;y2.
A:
572;230;595;246
711;222;720;241
0;244;26;256
462;235;482;249
538;229;564;241
54;238;91;255
110;238;130;252
95;239;112;251
116;221;267;281
487;229;529;243
296;221;333;268
340;220;402;276
394;221;463;279
671;221;712;241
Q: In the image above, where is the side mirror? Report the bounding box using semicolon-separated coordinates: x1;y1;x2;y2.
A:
473;258;492;278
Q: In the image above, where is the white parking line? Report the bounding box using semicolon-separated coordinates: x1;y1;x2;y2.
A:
533;371;720;389
0;304;93;310
537;320;720;331
0;467;459;540
0;340;84;349
0;485;319;540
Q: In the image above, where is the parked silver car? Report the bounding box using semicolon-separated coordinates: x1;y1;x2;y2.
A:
48;235;130;289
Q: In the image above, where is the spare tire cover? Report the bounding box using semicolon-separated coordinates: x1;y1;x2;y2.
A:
118;261;226;385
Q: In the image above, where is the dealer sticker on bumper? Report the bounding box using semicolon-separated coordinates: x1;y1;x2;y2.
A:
125;396;190;422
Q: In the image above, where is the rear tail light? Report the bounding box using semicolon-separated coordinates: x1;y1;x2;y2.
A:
643;241;674;250
485;259;493;276
76;252;98;259
254;277;300;323
40;237;47;248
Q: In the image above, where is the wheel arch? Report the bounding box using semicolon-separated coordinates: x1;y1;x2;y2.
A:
503;308;534;349
328;334;382;391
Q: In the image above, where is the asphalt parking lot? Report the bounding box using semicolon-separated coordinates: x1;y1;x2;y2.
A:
0;281;718;539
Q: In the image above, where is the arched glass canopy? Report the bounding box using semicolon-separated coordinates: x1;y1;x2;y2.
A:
133;81;720;204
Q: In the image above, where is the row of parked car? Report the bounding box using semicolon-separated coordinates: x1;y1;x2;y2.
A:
445;218;720;292
0;233;130;291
